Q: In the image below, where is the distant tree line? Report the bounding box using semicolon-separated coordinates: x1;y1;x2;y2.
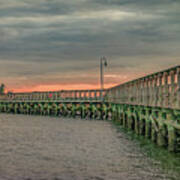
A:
0;84;5;95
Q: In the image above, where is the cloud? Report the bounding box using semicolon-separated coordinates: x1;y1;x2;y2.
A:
0;0;180;91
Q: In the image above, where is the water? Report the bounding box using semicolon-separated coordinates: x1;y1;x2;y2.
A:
0;114;175;180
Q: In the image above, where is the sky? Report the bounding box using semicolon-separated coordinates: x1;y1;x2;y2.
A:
0;0;180;92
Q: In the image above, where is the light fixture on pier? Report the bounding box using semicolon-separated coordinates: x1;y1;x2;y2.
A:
100;56;108;100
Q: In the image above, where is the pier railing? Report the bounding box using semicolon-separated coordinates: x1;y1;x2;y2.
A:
0;65;180;109
106;65;180;109
0;89;107;102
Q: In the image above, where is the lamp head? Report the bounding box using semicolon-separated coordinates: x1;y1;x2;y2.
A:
101;56;107;67
104;60;107;67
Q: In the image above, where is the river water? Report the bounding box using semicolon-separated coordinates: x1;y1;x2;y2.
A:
0;114;176;180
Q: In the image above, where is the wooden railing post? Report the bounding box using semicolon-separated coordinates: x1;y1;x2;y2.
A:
170;70;176;108
177;67;180;108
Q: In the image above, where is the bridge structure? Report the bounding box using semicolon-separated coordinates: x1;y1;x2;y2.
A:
0;65;180;152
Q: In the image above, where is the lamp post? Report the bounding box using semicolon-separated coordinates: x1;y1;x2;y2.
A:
100;56;107;100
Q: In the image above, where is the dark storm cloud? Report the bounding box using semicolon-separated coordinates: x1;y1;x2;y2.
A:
92;0;178;9
0;0;180;90
0;0;93;18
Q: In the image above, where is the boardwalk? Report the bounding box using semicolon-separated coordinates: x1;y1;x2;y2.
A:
1;65;180;152
0;114;176;180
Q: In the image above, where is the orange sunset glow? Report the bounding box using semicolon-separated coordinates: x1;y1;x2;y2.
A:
4;64;180;93
9;83;116;93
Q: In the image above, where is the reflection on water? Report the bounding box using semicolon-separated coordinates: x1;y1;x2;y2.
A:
0;114;175;180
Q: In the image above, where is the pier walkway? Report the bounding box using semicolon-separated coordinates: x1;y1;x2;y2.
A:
0;114;176;180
